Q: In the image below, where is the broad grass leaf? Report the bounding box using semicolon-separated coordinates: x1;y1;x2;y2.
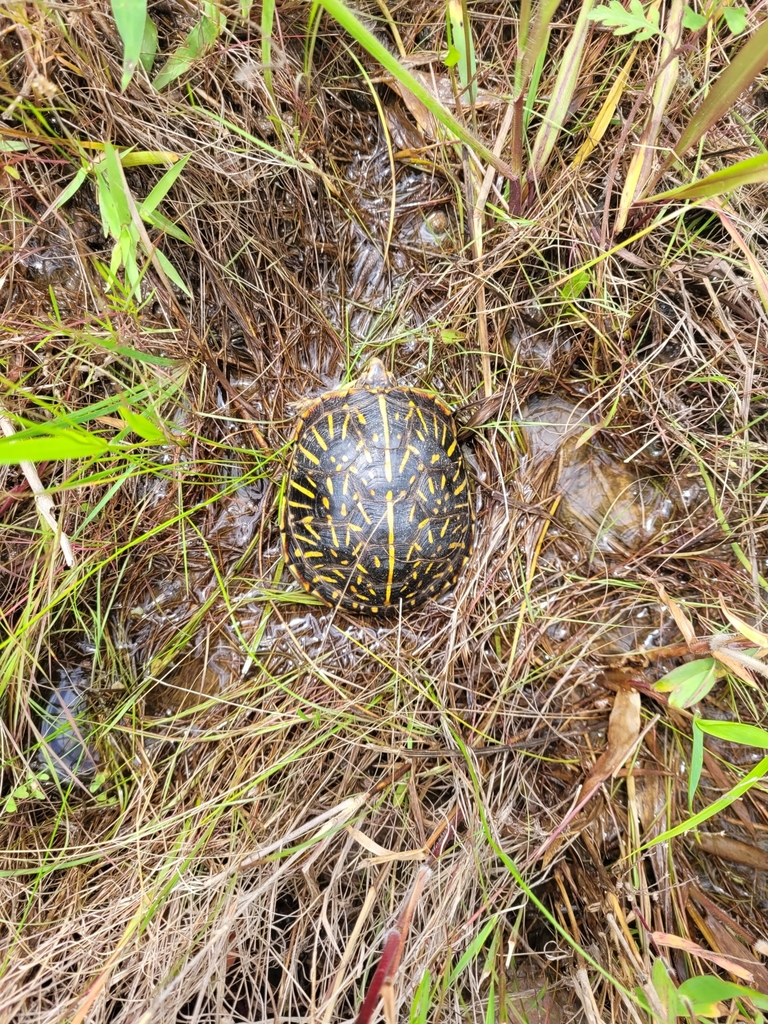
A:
652;959;684;1020
103;143;131;226
643;153;768;202
142;209;193;243
53;167;88;210
0;430;109;464
694;719;768;748
140;153;191;216
140;12;158;73
111;0;147;90
119;406;165;442
154;249;191;296
678;975;768;1015
653;658;716;708
664;18;768;168
153;2;225;91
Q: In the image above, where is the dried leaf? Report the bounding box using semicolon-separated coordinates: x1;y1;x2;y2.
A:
712;648;757;688
651;932;754;982
581;688;641;797
694;833;768;872
653;581;697;646
718;595;768;647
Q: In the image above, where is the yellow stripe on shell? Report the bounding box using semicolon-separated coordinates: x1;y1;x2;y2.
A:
378;394;392;483
385;490;395;604
298;446;320;466
311;427;328;451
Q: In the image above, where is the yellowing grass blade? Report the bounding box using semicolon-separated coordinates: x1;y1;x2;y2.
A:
447;0;477;103
701;198;768;314
571;44;638;167
614;0;682;231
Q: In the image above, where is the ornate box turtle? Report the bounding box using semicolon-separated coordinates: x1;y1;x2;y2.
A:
280;359;473;614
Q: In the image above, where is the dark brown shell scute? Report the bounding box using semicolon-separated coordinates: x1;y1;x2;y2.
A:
281;372;473;614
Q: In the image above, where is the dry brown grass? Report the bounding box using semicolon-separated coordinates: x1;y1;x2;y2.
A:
1;0;768;1021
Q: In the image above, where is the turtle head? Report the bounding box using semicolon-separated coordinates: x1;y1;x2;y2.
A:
360;358;395;390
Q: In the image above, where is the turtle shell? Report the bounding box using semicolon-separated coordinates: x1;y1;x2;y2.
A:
280;360;473;614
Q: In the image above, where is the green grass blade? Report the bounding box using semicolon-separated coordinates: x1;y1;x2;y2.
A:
0;431;109;464
111;0;147;90
446;916;497;985
153;2;225;92
643;152;768;202
141;209;193;243
663;17;768;169
640;756;768;851
694;719;768;748
140;153;191;216
118;406;165;442
689;717;704;811
261;0;276;97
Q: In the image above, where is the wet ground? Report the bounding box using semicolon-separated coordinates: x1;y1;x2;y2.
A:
3;6;768;1021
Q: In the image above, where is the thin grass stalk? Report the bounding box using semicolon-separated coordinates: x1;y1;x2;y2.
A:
527;0;596;199
615;0;684;232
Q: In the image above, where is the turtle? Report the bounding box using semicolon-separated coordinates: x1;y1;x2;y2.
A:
279;359;474;614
